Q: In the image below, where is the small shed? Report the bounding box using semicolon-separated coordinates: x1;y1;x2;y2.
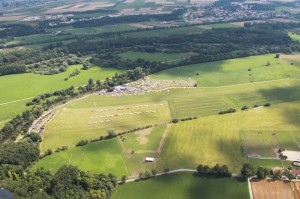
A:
145;157;155;162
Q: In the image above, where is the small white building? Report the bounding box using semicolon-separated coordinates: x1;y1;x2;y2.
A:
145;157;155;162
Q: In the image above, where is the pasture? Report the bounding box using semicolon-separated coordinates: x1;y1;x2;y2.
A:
208;23;240;28
0;65;122;126
32;138;129;178
121;124;167;152
112;173;249;199
41;101;171;151
41;78;300;152
157;100;300;173
150;54;300;86
240;130;300;157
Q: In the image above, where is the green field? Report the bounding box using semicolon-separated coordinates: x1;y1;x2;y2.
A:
248;158;283;170
42;78;300;152
208;23;240;28
157;100;300;173
41;101;171;151
121;125;167;152
120;51;193;63
112;173;249;199
0;65;122;125
150;54;300;86
32;138;129;178
289;32;300;42
240;130;300;157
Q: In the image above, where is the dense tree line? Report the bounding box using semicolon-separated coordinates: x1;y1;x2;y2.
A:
0;164;117;199
196;164;232;177
0;24;45;38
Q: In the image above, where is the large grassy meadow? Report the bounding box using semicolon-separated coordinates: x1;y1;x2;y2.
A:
240;130;300;157
42;78;300;151
112;173;249;199
41;101;171;151
150;54;300;86
0;65;122;125
157;100;300;173
32;138;129;178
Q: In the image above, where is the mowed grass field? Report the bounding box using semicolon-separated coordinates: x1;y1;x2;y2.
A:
248;158;299;170
112;173;249;199
32;138;129;178
41;101;171;151
240;130;300;157
208;23;241;28
121;125;167;152
157;100;300;173
150;54;300;86
0;65;122;127
42;78;300;151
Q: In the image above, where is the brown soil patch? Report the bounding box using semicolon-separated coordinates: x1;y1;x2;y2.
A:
0;15;26;21
291;181;300;199
130;23;154;29
251;179;294;199
45;2;114;14
135;128;152;145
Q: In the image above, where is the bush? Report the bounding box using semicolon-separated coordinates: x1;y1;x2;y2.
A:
241;105;249;111
218;108;236;115
171;119;179;123
76;140;89;147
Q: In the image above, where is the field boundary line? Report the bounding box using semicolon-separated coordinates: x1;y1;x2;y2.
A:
154;123;172;168
0;97;34;106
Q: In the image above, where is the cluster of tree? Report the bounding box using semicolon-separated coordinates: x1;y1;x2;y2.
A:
0;49;66;76
27;86;77;106
137;169;158;180
0;106;44;141
218;108;236;115
240;163;295;180
78;67;146;93
196;164;232;177
65;69;80;81
0;24;45;38
0;140;39;169
27;54;82;75
0;165;117;199
61;25;299;75
171;117;198;123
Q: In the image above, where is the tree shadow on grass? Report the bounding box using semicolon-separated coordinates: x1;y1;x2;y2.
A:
258;86;300;128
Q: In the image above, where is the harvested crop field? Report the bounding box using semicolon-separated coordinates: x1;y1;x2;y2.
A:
45;2;114;13
291;181;300;199
251;179;294;199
